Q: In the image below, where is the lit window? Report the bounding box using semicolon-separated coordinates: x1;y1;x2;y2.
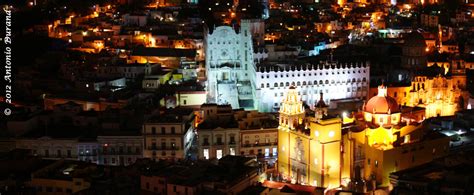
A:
216;149;223;159
203;149;209;159
315;131;319;137
265;148;270;157
230;148;235;155
328;131;335;137
314;158;318;165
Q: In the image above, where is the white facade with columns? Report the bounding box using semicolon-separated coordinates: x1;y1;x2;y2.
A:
255;61;370;112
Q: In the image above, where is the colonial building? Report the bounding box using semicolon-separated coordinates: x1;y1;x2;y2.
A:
236;110;279;161
15;137;79;160
143;108;196;160
97;134;143;166
277;86;344;186
204;25;256;109
368;66;468;118
408;74;465;118
352;86;451;187
196;104;240;160
256;61;370;112
28;160;93;194
401;31;427;70
277;86;451;189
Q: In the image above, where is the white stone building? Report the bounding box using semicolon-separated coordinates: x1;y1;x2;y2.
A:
204;25;256;109
255;61;370;112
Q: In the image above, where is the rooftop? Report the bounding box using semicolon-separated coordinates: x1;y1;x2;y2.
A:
131;47;196;57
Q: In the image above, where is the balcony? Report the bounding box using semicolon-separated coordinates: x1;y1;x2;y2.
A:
241;142;277;148
147;146;180;151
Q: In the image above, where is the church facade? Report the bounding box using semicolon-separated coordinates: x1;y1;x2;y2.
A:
204;25;257;109
408;75;465;118
277;85;450;190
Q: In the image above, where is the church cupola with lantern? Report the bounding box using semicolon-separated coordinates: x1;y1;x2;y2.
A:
279;86;305;131
363;85;401;128
362;85;403;148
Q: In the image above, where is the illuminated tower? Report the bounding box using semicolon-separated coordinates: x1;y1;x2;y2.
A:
277;86;306;184
314;92;328;121
278;86;305;130
278;86;343;187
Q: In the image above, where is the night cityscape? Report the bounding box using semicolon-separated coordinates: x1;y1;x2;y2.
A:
1;0;474;194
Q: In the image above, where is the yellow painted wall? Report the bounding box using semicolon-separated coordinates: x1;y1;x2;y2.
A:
176;92;207;107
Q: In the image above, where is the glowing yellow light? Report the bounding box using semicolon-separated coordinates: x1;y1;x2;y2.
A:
337;0;344;6
367;126;397;149
329;131;335;137
315;131;319;137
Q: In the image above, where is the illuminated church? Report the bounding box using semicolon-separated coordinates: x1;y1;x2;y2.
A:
204;25;257;109
408;74;465;118
277;85;451;190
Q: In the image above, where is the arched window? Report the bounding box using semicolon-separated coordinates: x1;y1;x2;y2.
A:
314;81;318;85
319;80;323;85
362;78;366;82
352;78;356;83
303;81;306;86
261;83;264;88
280;82;284;87
325;80;329;84
291;82;296;86
266;83;270;88
331;80;335;84
286;82;290;86
274;83;278;87
297;81;301;86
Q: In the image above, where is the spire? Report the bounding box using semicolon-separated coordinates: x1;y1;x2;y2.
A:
315;92;328;108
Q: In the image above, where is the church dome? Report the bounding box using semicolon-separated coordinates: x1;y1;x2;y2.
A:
403;31;426;47
364;86;400;114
